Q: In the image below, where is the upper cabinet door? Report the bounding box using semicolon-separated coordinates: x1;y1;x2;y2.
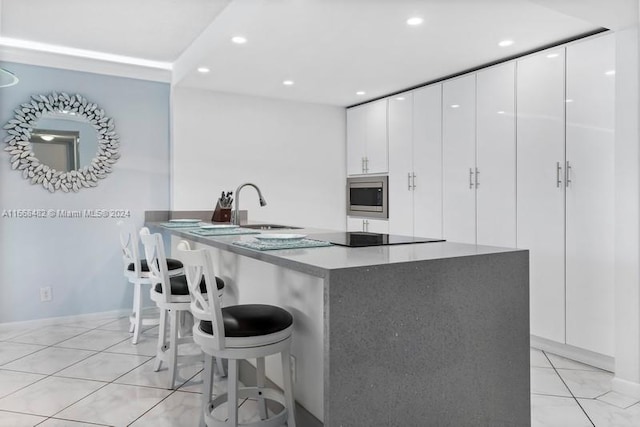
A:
476;62;516;248
388;93;414;236
413;85;443;239
517;47;566;344
443;74;476;244
365;99;389;174
565;34;615;356
346;106;367;175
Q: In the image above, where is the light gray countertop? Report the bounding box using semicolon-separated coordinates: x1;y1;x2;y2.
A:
147;220;525;279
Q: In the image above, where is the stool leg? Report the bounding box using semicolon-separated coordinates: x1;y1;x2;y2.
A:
228;359;239;426
167;309;179;389
281;349;296;427
132;283;143;344
256;357;267;420
154;308;167;372
215;357;226;378
201;355;214;427
129;283;137;334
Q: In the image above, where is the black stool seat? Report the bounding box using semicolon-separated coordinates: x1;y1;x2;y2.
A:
200;304;293;338
128;258;183;272
154;275;224;295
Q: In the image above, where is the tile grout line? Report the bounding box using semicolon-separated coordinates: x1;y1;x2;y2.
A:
542;350;596;427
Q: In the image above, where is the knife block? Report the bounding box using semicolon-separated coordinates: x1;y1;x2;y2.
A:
212;207;232;223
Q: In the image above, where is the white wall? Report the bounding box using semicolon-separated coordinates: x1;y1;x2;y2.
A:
613;25;640;397
171;88;346;230
0;61;171;323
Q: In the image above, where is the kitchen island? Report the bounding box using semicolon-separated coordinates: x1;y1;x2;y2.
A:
146;212;530;427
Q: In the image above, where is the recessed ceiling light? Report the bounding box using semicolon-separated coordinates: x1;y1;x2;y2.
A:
356;91;366;96
497;111;505;115
605;70;616;76
546;53;559;59
396;97;405;101
450;104;460;109
197;67;210;73
40;135;55;141
406;17;424;26
565;99;574;103
283;80;294;86
231;36;247;44
498;40;514;47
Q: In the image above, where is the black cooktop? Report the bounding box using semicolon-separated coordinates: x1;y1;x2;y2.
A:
310;232;445;248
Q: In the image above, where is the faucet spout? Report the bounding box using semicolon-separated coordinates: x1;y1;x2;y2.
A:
233;183;267;225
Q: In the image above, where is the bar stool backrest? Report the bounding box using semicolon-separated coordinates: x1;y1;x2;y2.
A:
119;221;143;279
177;240;226;351
139;228;173;304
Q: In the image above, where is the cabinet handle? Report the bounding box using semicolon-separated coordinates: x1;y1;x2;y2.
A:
365;157;369;173
566;161;572;188
408;172;412;191
469;168;475;189
475;168;480;188
364;219;369;232
361;157;365;173
412;173;417;189
556;162;563;188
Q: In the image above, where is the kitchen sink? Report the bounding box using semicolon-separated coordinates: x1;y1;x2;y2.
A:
241;224;302;230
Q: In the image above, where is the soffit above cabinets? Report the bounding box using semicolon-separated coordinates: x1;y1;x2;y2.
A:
0;0;634;106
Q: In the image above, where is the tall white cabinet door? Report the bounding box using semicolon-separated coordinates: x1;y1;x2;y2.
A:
365;99;389;174
413;85;443;238
347;106;366;175
476;63;516;248
388;93;414;236
443;75;476;244
517;48;566;344
565;34;615;356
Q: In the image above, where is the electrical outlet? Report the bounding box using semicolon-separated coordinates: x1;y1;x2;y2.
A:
290;355;297;384
40;286;52;302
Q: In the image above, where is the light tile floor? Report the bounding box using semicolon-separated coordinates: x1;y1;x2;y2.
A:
1;312;639;426
0;313;271;427
531;348;640;427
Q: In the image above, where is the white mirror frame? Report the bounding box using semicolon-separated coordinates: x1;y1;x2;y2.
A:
2;92;120;193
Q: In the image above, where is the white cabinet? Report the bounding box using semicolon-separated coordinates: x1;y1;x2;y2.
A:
517;46;567;345
442;66;516;247
347;217;389;233
443;75;477;244
517;34;615;356
388;86;443;238
346;99;388;175
476;62;516;248
565;34;615;356
413;86;443;239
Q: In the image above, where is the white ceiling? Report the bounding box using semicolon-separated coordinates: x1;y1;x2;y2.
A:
0;0;637;106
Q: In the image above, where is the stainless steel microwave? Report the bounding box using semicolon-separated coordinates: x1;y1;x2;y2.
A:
347;175;388;219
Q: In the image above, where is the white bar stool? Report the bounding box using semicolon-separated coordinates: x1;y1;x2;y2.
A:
140;229;225;389
119;222;184;344
177;240;296;427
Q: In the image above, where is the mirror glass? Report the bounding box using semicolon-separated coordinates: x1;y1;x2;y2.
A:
29;112;98;172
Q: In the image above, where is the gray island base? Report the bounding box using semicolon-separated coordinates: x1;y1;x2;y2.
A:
147;212;530;427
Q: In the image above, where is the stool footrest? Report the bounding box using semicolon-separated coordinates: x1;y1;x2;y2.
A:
205;386;288;427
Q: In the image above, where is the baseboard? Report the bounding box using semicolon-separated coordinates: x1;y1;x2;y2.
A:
238;360;323;427
612;377;640;398
0;309;129;329
530;335;615;372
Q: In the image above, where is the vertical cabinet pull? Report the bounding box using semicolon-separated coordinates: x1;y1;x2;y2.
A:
408;173;412;190
364;157;369;173
363;219;369;232
412;173;417;189
475;168;480;188
361;157;365;173
469;168;475;189
566;161;572;188
556;162;563;188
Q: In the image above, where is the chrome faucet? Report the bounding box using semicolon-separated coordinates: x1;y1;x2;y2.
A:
233;183;267;225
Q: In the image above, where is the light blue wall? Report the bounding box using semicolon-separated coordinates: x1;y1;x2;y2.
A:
0;62;170;323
